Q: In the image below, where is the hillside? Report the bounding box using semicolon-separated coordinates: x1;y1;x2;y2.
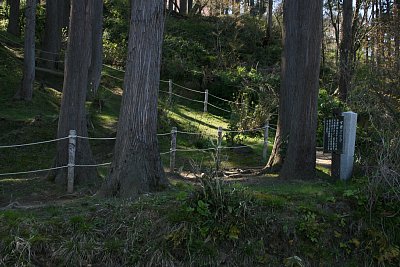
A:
0;11;399;267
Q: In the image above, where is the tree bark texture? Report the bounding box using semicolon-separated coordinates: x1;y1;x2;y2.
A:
266;0;322;179
41;0;64;70
180;0;187;14
188;0;193;12
7;0;20;36
168;0;173;11
266;0;273;44
88;0;103;97
395;0;400;73
279;0;323;180
14;0;35;101
100;0;168;198
338;0;353;101
52;0;97;186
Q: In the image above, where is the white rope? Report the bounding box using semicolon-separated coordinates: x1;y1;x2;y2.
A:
220;145;256;150
102;64;125;73
0;136;69;149
0;33;23;46
74;162;111;167
0;165;68;177
223;126;267;133
207;103;231;113
103;73;124;82
160;80;170;83
36;56;64;63
208;92;234;103
159;89;169;94
157;132;171;136
170;92;204;103
157;132;171;137
160;151;172;155
176;131;202;135
172;82;205;94
175;147;215;152
0;33;64;57
76;135;116;140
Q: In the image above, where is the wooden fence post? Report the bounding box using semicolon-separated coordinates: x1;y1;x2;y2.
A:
170;127;177;173
204;89;208;113
67;129;76;193
168;79;173;106
263;121;269;160
216;126;222;170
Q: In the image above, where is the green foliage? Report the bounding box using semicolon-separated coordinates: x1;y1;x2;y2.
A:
162;35;210;80
297;210;324;243
165;175;261;263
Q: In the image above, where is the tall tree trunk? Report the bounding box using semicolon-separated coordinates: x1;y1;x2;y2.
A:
41;0;63;70
259;0;266;15
268;0;323;179
7;0;20;36
14;0;35;101
265;5;295;170
265;0;273;44
180;0;187;14
395;0;400;73
100;0;167;198
51;0;97;186
88;0;103;97
61;0;71;29
188;0;193;13
338;0;353;101
168;0;173;11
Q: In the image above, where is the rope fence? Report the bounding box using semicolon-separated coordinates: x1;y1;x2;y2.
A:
0;124;275;192
0;34;278;192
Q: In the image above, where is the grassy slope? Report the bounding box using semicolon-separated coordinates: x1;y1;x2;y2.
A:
1;28;399;267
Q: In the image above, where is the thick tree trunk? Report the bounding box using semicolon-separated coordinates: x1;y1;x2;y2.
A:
338;0;353;101
41;0;63;70
51;0;97;186
100;0;167;198
275;0;323;180
14;0;35;101
61;0;71;29
88;0;103;97
7;0;20;36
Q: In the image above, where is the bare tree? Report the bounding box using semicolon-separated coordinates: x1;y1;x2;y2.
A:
14;0;35;101
100;0;168;198
51;0;97;185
